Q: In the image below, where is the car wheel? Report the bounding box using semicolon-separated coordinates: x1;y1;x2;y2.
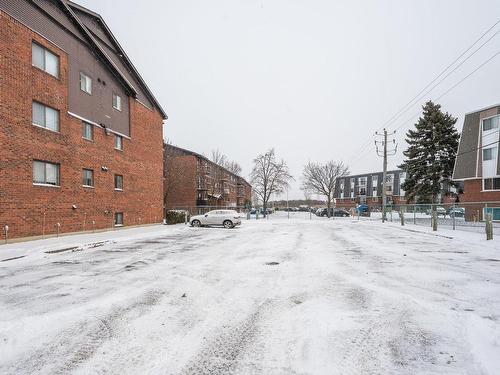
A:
191;220;201;227
223;220;234;229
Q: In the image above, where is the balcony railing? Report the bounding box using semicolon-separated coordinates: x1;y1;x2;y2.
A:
196;199;209;206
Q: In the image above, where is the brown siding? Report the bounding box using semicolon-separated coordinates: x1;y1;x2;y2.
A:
71;7;154;109
454;105;500;180
454;112;481;180
1;0;131;136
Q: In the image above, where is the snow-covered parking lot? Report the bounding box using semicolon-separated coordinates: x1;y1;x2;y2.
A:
1;214;499;374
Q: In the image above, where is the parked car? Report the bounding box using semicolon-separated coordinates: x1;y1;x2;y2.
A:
425;206;447;217
447;207;465;217
190;210;241;228
316;208;349;217
334;208;350;217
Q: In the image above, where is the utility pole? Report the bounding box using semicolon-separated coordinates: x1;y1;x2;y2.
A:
375;128;397;223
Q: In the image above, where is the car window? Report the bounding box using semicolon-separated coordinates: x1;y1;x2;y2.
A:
207;211;217;215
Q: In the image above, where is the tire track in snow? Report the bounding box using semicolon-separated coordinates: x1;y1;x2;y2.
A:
2;289;165;375
180;300;274;375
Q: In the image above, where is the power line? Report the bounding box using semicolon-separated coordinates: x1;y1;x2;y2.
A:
382;23;500;130
345;17;500;164
394;48;500;133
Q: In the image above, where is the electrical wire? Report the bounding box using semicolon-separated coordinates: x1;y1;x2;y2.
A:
345;18;500;164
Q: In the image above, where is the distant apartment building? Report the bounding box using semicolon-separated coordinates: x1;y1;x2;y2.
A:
0;1;167;239
334;170;408;208
453;103;500;221
164;145;252;213
335;169;460;209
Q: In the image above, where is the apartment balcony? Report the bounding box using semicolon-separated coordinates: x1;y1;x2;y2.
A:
196;199;209;206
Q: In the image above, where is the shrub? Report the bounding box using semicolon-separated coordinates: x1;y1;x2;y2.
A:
165;210;189;225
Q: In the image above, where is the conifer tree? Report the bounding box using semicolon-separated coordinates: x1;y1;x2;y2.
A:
398;101;459;203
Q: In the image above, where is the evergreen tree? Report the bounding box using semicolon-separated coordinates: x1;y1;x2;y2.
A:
398;101;459;203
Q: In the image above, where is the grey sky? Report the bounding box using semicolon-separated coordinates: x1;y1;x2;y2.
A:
79;0;500;199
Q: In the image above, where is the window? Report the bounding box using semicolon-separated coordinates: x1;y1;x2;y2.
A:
483;147;497;161
114;212;123;226
114;135;123;150
112;93;122;111
372;175;378;197
80;72;92;94
82;121;93;140
483;115;500;132
32;102;59;131
33;161;59;186
82;169;94;187
358;177;367;196
484;207;500;221
399;172;406;196
484;178;500;191
114;174;123;190
32;42;59;77
385;174;394;193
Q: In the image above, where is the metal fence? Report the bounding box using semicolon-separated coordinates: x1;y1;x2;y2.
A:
332;201;500;237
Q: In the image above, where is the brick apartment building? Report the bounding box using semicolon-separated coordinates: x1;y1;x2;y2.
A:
334;170;408;209
0;0;167;239
335;169;460;210
453;103;500;221
164;144;252;213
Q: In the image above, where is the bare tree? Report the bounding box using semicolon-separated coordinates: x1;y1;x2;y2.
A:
211;149;242;176
225;160;242;176
250;149;294;216
211;149;227;167
301;161;349;218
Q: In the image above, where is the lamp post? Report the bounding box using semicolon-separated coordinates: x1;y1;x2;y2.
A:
287;189;289;219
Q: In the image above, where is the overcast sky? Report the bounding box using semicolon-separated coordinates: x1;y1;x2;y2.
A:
79;0;500;199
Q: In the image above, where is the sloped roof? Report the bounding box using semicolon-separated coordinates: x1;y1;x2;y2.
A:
165;144;252;186
60;0;167;119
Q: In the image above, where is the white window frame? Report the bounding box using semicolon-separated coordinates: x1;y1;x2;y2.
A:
82;168;94;187
483;115;499;132
113;92;122;111
33;160;60;186
483;147;497;161
82;121;93;141
32;101;59;132
483;207;500;221
32;42;59;78
114;134;123;150
483;177;500;191
114;212;124;226
80;72;92;94
371;175;378;197
114;174;123;190
399;172;406;196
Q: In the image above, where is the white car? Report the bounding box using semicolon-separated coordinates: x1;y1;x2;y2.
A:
190;210;242;228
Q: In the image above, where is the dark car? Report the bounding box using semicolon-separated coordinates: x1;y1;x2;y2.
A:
317;208;350;217
334;208;350;217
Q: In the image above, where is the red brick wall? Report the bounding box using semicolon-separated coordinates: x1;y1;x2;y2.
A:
164;155;197;208
0;12;164;239
459;179;500;221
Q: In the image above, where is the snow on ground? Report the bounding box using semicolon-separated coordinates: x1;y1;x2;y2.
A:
1;213;499;374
